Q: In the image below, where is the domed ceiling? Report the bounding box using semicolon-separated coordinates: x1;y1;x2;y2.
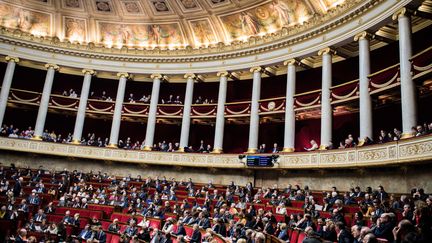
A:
0;0;348;49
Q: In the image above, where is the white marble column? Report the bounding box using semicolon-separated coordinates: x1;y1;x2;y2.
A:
33;64;59;140
247;67;263;153
72;69;95;144
143;74;162;151
0;56;19;127
179;73;195;151
212;71;229;153
355;32;373;144
393;8;417;138
108;72;129;147
318;48;334;149
283;60;298;152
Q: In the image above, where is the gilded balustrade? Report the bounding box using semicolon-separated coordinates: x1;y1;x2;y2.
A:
0;135;430;169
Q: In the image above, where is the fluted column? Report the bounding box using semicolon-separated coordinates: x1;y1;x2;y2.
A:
355;32;373;144
179;73;195;151
33;64;59;140
393;8;417;138
108;72;129;147
72;69;96;144
247;67;263;153
143;74;162;151
318;48;334;149
0;56;19;127
212;71;229;153
283;59;298;152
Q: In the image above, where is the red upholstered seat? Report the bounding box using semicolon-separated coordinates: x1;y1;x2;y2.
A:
290;229;299;243
297;232;306;243
274;213;285;223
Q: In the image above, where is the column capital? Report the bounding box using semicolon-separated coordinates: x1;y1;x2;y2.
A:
318;47;336;56
392;7;410;20
216;71;229;77
150;73;163;80
354;31;375;42
5;56;19;63
82;69;96;76
250;66;263;73
283;59;300;66
116;72;130;79
44;63;59;70
184;73;196;79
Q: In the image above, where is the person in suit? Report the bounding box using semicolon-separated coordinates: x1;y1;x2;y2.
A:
108;218;121;233
27;191;40;205
189;224;201;243
351;225;362;243
372;213;394;242
197;212;210;229
33;209;46;223
89;226;106;243
271;143;279;153
17;199;29;213
14;228;27;243
172;220;186;237
335;222;354;243
77;224;92;241
13;177;23;197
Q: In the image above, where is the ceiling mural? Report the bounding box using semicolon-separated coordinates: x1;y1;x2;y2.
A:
0;2;52;36
97;21;186;47
0;0;352;49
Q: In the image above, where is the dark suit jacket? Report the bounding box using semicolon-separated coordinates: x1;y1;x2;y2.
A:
338;229;354;243
13;182;21;197
174;225;186;236
190;229;201;243
94;230;106;243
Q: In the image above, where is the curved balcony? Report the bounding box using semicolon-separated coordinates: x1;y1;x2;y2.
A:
0;135;431;169
6;46;432;120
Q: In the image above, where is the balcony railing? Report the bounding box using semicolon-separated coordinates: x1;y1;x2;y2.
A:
0;135;430;169
6;46;432;119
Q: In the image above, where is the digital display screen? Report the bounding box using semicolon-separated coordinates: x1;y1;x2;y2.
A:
246;155;274;167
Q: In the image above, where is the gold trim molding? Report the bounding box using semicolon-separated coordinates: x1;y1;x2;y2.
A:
44;63;60;70
5;56;19;63
82;69;96;76
0;136;430;169
354;31;375;41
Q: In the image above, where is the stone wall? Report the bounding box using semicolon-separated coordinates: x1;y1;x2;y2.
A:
1;150;431;194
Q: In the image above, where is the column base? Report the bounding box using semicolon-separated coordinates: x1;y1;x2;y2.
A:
246;148;257;154
401;132;415;139
282;147;295;152
71;139;81;145
177;147;185;152
211;148;223;154
357;139;365;147
106;143;118;148
142;146;152;151
31;136;42;141
319;145;327;150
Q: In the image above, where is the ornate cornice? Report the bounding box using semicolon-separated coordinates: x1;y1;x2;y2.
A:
0;0;383;63
5;56;19;63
